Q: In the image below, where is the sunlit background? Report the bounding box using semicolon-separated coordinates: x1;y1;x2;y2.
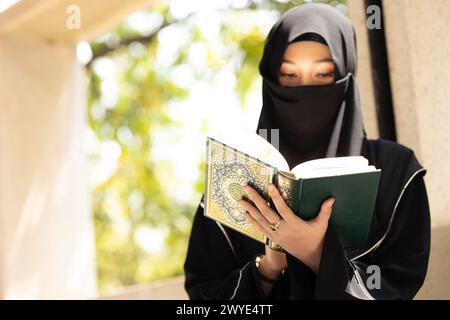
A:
77;0;346;293
1;0;449;300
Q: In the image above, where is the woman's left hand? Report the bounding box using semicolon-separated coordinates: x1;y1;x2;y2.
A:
238;184;335;274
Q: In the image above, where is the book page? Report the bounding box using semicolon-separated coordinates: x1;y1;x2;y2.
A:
207;125;289;171
291;156;378;179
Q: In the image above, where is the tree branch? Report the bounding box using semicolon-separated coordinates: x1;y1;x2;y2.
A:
86;4;259;68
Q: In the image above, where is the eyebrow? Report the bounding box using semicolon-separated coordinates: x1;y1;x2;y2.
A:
282;58;335;64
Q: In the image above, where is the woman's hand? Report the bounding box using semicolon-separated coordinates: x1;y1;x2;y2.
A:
256;247;287;296
259;245;287;280
239;184;335;274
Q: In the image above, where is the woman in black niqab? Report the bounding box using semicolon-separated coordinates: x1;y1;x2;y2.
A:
184;3;430;300
257;3;364;168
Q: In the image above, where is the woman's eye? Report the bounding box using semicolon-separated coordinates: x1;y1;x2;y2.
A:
281;73;296;78
317;72;334;78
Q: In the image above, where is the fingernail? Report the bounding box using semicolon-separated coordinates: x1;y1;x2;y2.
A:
268;184;274;192
329;198;335;207
243;185;249;193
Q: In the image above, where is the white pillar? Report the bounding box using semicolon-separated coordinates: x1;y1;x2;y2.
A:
0;33;97;299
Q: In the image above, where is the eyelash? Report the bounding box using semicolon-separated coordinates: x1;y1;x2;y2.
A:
280;72;334;78
317;72;334;78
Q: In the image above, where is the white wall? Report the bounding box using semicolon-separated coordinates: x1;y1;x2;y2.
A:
383;0;450;227
0;33;97;299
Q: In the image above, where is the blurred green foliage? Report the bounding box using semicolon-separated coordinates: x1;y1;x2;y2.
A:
86;0;345;294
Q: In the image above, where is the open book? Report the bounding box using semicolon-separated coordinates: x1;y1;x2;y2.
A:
204;132;381;250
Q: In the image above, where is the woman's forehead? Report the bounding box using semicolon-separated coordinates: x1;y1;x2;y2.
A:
283;41;333;58
260;4;357;79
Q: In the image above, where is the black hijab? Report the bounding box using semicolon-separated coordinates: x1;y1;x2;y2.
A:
257;3;366;168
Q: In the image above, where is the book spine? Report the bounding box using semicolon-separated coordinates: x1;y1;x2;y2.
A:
265;238;284;252
263;171;283;251
295;178;303;216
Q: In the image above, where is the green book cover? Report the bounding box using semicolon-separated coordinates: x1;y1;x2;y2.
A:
204;136;381;250
276;170;380;248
